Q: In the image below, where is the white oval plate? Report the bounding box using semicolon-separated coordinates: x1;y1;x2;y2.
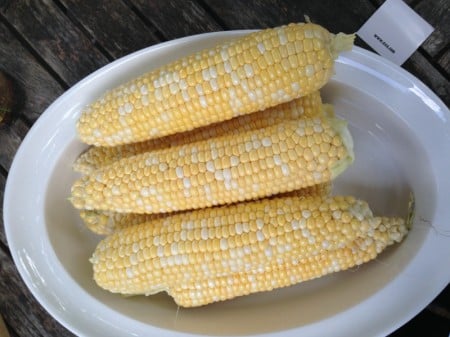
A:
4;31;450;337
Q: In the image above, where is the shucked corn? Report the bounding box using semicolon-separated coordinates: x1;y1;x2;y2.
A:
90;194;408;307
76;23;354;146
79;183;332;235
73;92;325;174
70;114;354;214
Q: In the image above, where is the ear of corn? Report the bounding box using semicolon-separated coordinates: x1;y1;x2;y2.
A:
73;92;324;174
90;195;408;307
79;182;332;235
70;114;354;214
76;23;354;146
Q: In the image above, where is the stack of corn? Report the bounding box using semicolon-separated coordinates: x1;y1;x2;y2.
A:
70;23;410;307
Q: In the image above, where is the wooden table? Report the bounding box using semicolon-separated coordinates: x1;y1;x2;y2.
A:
1;1;449;336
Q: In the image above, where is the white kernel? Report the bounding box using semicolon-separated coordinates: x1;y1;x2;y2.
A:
179;79;188;90
160;112;170;122
256;218;264;229
210;78;219;91
126;267;134;278
201;228;209;240
231;71;239;85
244;64;254;77
183;177;191;189
235;223;243;234
304;29;313;38
153;79;161;88
264;246;273;257
261;137;272;147
181;90;190;102
214;169;224;181
281;164;290;176
141;95;149;106
206;161;215;172
322;240;330;249
273;154;282;165
313;124;323;132
302;210;312;219
257;42;266;54
199;95;208;108
124;102;133;113
278;32;288;45
291;82;300;92
230;156;240;166
211;148;218;160
202;68;210;81
209;66;217;78
176;166;184;178
291;219;300;230
296;127;305;136
132;242;140;253
305;64;315;77
332;210;342;220
159;163;168;171
223;168;232;181
220;49;229;61
252;139;261;149
220;238;228;250
252;183;260;191
111;186;120;195
140;187;149;197
195;84;204;95
169;83;179;94
154;88;163;101
157;245;164;257
245;141;253;152
170;242;179;255
224;60;232;73
256;230;264;242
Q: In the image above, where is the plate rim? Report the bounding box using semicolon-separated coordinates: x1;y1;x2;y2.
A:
4;29;450;337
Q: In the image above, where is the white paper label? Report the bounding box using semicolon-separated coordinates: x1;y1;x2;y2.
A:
357;0;434;65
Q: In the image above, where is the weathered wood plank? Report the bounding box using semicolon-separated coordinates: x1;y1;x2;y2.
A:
0;248;75;337
202;0;374;33
414;0;450;59
0;0;109;86
0;118;29;172
404;51;450;106
129;0;222;40
0;172;6;248
0;21;64;123
58;0;160;59
438;48;449;74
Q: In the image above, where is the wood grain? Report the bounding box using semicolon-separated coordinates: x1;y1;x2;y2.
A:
202;0;374;33
0;0;108;86
0;249;75;337
0;21;64;123
129;0;222;39
0;1;448;337
0;118;29;172
58;0;161;59
414;0;450;59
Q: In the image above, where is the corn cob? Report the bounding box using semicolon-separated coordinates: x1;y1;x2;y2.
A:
79;183;331;235
70;114;353;214
77;23;354;146
90;195;408;307
74;92;324;174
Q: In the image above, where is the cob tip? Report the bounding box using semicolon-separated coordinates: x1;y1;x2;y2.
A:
329;117;354;179
330;32;355;59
